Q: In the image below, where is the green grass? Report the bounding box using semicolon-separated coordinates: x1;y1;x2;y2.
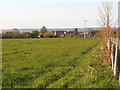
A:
2;38;118;88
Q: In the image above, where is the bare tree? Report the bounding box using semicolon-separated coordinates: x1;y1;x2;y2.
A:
98;1;114;64
98;1;120;80
98;1;113;28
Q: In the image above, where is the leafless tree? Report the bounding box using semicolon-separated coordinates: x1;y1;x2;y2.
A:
98;1;120;79
98;1;113;28
98;1;114;64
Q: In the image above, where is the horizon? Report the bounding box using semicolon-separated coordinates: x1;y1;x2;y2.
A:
0;27;103;33
0;26;101;30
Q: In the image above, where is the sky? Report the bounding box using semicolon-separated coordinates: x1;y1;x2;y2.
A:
0;0;119;29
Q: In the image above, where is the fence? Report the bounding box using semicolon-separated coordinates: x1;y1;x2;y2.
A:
110;37;120;84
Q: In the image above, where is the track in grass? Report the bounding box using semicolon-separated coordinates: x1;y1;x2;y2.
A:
2;38;118;88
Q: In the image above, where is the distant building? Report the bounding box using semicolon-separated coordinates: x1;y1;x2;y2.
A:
0;31;2;34
65;31;74;35
87;30;101;37
54;31;66;37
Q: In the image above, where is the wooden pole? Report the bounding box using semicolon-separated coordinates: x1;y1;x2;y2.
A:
114;38;118;78
107;39;110;49
118;38;120;84
119;72;120;84
111;43;114;70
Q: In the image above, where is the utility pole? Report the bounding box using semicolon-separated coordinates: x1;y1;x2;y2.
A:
83;20;88;39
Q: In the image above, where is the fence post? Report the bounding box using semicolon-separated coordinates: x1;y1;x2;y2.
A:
114;38;118;78
111;43;114;70
107;39;110;49
118;39;120;84
119;72;120;84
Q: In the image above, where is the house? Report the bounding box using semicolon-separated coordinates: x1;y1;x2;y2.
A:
54;31;66;37
87;30;101;37
65;31;74;35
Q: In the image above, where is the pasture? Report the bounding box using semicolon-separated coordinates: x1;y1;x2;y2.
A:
2;38;118;88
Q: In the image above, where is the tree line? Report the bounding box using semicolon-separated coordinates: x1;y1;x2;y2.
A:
1;26;83;38
1;26;48;38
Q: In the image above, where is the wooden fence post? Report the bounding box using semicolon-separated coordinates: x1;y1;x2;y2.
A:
107;39;110;49
111;43;114;70
118;72;120;84
114;38;118;78
118;38;120;84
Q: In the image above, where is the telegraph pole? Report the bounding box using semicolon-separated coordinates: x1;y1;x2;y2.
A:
83;20;88;39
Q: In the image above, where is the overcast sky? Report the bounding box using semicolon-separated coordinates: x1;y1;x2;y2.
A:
0;0;119;29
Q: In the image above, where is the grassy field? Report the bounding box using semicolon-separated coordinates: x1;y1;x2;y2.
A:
2;38;118;88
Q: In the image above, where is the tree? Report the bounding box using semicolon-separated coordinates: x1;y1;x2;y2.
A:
73;28;78;35
98;1;113;44
21;32;31;38
31;30;39;38
98;2;113;28
43;31;54;38
40;26;47;35
98;1;120;79
98;1;114;65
